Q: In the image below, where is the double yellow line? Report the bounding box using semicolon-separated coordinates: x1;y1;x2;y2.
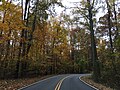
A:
55;75;71;90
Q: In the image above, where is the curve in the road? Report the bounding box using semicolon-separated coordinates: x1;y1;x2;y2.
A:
55;75;71;90
19;75;68;90
79;76;99;90
55;74;97;90
18;74;98;90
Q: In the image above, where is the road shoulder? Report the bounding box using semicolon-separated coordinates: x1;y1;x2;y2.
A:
80;75;112;90
0;75;54;90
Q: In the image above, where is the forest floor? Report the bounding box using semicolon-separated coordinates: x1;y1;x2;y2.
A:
81;75;113;90
0;75;54;90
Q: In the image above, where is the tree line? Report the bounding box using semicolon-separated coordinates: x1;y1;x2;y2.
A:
0;0;120;89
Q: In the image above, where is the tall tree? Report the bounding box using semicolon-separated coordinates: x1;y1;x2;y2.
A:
105;0;117;74
87;0;100;81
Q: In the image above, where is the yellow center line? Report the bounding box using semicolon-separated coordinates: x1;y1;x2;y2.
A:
55;75;71;90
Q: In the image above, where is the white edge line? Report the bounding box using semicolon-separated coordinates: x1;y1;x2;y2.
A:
18;75;61;90
79;76;99;90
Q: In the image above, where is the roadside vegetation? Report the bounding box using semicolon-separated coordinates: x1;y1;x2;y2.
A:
81;75;113;90
0;0;120;89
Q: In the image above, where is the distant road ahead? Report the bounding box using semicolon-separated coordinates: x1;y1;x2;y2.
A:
19;74;97;90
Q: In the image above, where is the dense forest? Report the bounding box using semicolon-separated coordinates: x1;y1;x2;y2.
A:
0;0;120;89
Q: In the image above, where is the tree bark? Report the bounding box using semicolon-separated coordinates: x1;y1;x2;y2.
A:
15;0;30;78
106;0;117;74
87;0;100;82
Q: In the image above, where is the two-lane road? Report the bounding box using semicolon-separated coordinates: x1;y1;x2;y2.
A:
60;74;95;90
19;74;97;90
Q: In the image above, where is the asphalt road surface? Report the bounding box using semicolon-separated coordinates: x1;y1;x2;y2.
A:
19;74;97;90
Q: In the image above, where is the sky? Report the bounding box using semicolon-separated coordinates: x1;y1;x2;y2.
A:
56;0;105;20
62;0;80;5
55;0;80;15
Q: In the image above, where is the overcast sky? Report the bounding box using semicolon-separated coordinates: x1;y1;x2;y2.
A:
55;0;79;15
55;0;105;19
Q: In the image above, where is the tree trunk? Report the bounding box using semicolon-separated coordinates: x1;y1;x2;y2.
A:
106;0;117;74
15;0;30;78
87;0;100;82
